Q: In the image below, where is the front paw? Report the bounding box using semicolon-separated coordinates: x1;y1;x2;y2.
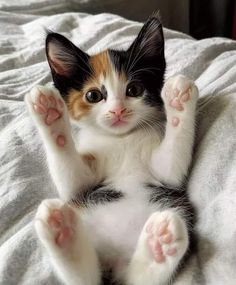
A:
25;85;70;147
162;75;198;127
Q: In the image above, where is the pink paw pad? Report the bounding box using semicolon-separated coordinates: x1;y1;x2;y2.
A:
170;98;184;111
166;85;192;112
33;92;63;126
45;108;61;125
51;132;66;147
181;91;190;102
146;220;177;263
172;117;180;127
56;135;66;147
47;208;75;248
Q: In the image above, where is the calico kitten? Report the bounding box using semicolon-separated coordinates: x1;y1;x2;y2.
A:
25;15;198;285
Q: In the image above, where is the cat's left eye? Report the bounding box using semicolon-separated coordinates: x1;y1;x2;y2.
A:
85;89;103;103
126;82;144;97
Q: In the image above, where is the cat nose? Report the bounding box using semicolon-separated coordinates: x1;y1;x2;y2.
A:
109;107;127;116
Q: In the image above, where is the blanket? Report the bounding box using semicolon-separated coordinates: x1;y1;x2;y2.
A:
0;4;236;285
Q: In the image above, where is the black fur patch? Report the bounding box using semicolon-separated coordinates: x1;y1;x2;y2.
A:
46;15;166;109
147;183;195;224
45;32;92;97
108;15;166;107
70;184;124;207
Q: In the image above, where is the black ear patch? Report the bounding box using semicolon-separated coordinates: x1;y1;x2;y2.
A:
126;14;165;72
128;15;164;60
46;33;91;96
46;33;90;76
109;15;166;107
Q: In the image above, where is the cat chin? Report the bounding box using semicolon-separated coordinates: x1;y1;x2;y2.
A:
99;122;136;136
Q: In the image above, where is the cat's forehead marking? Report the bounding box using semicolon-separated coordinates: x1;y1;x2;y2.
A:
89;51;110;79
89;51;128;101
90;51;127;84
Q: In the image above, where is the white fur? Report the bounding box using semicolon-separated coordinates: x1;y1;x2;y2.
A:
25;74;198;285
151;75;198;186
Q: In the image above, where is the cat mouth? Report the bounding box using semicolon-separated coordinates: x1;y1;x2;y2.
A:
111;118;127;127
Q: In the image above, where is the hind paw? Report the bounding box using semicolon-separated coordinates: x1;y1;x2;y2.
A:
35;199;76;249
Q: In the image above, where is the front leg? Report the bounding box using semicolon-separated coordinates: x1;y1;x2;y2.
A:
151;75;199;186
25;86;95;200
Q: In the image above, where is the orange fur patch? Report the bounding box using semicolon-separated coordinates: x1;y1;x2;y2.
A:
89;51;110;79
66;51;127;120
67;89;92;120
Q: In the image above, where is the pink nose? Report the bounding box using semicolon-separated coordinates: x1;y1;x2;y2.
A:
109;107;127;116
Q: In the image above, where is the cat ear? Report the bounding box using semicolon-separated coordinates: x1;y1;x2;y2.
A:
46;33;90;77
127;14;165;67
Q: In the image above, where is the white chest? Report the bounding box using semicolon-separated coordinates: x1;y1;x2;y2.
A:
77;130;162;260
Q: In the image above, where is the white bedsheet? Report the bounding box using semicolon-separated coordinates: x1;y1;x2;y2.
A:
0;4;236;285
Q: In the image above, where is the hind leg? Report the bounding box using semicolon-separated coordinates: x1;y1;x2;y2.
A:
35;199;101;285
126;210;189;285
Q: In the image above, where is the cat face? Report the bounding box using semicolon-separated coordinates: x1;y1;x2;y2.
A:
46;15;166;135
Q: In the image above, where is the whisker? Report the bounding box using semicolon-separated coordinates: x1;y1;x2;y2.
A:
129;67;162;79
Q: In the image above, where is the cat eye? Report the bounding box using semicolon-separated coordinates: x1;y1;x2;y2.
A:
126;82;144;97
85;89;103;103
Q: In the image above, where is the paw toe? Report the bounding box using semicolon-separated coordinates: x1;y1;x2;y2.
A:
33;103;46;114
49;95;57;106
180;91;190;102
56;227;74;247
170;98;184;111
166;247;177;256
159;232;172;244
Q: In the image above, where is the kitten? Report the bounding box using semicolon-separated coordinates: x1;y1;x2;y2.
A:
25;15;198;285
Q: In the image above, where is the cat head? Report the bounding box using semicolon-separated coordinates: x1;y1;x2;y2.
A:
46;15;166;135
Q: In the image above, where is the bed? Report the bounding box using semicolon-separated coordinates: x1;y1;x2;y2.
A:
1;1;236;284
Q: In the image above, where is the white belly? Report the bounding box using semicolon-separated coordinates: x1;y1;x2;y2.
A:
81;192;158;262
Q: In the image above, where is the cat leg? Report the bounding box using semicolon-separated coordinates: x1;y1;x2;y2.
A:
35;199;101;285
126;210;188;285
151;75;199;186
25;86;96;200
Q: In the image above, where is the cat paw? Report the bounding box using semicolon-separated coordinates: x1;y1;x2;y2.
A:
25;86;70;147
162;75;198;127
35;199;76;249
126;211;189;285
144;211;188;265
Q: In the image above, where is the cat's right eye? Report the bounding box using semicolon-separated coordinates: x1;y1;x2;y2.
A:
85;90;103;103
126;82;144;98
